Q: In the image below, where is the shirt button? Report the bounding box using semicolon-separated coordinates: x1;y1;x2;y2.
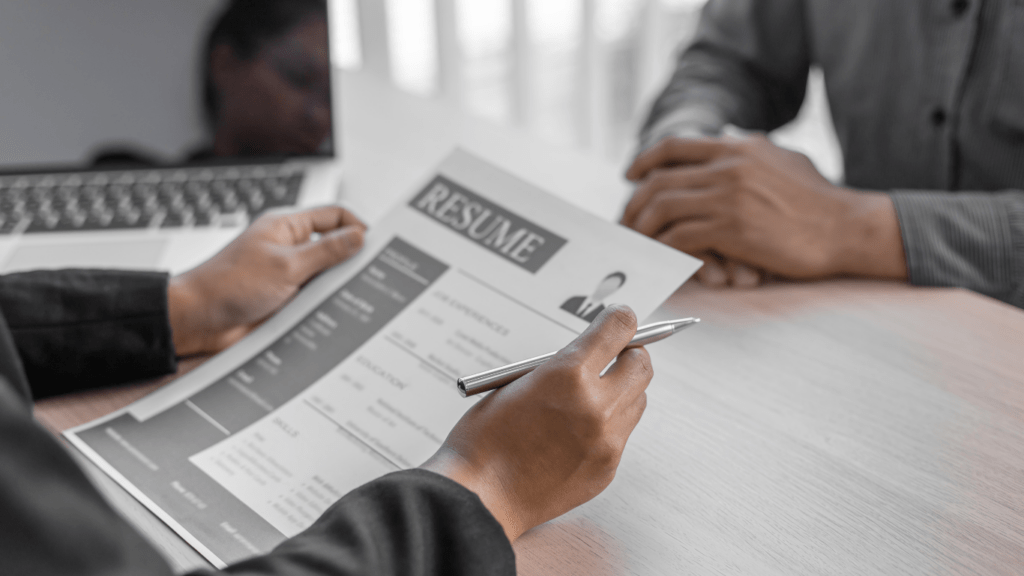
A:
931;108;947;127
951;0;969;17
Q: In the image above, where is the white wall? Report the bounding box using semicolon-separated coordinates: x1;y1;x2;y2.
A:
0;0;225;167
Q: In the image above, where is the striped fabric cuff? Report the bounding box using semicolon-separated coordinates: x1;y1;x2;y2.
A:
889;190;1021;306
637;105;728;154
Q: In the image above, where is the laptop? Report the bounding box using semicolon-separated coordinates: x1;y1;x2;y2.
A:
0;0;341;275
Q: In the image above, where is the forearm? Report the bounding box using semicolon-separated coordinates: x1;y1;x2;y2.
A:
888;189;1024;308
640;0;811;150
641;47;766;147
639;100;730;153
0;270;177;398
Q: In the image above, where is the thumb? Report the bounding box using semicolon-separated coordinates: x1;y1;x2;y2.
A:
559;305;638;375
290;226;365;283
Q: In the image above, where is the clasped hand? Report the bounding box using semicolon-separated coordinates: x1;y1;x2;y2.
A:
621;135;906;285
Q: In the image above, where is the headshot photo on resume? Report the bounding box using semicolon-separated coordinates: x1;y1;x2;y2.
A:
561;272;628;322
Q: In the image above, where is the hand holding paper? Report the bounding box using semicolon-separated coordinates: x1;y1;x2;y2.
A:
169;206;367;356
67;151;702;565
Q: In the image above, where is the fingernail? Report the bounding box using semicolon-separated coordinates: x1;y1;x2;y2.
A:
604;303;637;325
340;228;364;251
701;266;727;287
731;266;760;289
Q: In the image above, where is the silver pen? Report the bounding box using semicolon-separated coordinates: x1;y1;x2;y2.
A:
457;318;700;397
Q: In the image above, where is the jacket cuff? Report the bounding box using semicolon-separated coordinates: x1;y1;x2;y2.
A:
244;469;516;576
0;269;177;399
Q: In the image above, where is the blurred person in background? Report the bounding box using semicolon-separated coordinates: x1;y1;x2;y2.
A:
198;0;333;159
622;0;1024;309
93;0;333;167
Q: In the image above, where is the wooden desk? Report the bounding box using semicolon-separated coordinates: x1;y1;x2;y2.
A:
35;69;1024;574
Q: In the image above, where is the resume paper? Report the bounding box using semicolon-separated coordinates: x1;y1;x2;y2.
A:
66;150;702;567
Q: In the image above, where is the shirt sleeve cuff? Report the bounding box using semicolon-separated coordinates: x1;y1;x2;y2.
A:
638;105;728;153
889;190;1021;305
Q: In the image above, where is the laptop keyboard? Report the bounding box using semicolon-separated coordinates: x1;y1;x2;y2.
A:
0;165;303;235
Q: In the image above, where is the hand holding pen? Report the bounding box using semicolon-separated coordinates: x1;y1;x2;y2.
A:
423;305;660;542
457;316;699;397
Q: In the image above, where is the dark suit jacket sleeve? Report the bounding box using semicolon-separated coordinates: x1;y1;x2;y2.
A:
890;190;1024;308
0;275;515;576
0;269;178;399
190;470;516;576
1;386;515;576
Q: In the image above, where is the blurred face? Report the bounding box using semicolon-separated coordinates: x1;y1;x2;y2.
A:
210;15;332;156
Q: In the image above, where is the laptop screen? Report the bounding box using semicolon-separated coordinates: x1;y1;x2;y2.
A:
0;0;335;174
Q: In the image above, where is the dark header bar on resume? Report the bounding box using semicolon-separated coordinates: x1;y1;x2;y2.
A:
409;176;567;273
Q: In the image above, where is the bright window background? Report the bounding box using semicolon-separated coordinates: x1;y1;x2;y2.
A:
383;0;440;95
329;0;842;181
456;0;514;122
524;0;584;146
329;0;362;69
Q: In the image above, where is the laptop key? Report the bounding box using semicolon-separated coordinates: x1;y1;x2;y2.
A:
69;211;87;229
220;191;241;212
148;209;167;229
161;212;185;228
86;210;115;229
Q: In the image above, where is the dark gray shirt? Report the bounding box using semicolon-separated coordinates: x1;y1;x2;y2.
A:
641;0;1024;307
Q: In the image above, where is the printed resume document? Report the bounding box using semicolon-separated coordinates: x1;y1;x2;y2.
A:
66;150;703;567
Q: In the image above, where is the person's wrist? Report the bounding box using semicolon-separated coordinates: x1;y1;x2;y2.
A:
167;274;212;357
420;447;526;543
826;187;909;280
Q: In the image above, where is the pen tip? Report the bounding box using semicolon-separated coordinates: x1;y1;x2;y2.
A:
669;318;699;333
